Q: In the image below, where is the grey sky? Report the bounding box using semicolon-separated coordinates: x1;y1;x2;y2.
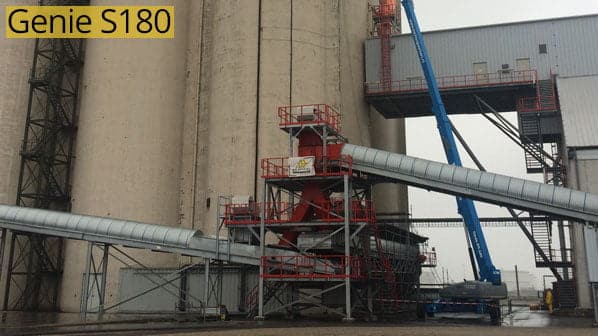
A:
400;0;598;286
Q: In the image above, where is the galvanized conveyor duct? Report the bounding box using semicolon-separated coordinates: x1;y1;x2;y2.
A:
0;204;295;266
342;144;598;224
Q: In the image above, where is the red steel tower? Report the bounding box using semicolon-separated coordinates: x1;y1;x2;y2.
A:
223;104;429;321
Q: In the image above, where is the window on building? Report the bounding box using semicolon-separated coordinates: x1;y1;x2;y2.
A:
539;44;548;54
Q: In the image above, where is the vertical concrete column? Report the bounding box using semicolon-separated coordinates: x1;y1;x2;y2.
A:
62;0;190;312
338;0;372;146
0;0;36;305
199;0;260;236
567;154;594;309
367;3;409;220
291;0;339;105
179;0;205;231
370;113;409;222
256;0;292;199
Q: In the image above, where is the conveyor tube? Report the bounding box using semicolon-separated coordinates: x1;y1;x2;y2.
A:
342;144;598;223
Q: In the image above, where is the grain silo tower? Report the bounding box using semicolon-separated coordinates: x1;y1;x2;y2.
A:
0;0;409;313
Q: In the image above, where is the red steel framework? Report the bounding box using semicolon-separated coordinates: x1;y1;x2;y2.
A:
277;104;341;133
224;199;376;226
517;71;558;112
372;1;397;90
224;104;426;320
261;155;352;179
261;255;366;280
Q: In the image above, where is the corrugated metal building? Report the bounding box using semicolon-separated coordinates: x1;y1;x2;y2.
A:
364;13;598;311
365;14;598;83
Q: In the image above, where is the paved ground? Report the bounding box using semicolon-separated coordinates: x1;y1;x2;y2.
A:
0;307;595;335
162;325;596;336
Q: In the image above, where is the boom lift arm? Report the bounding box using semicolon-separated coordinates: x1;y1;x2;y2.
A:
400;0;501;285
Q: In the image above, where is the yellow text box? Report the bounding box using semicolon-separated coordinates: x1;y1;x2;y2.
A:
5;6;174;38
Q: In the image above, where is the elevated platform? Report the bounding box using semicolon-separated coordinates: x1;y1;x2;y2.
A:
365;71;537;117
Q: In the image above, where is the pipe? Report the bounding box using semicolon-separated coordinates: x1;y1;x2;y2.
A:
341;143;598;223
0;204;299;266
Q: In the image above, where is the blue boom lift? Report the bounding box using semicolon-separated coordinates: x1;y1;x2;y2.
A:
400;0;507;324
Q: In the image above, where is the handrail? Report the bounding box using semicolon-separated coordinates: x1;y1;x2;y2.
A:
224;198;376;226
261;255;365;279
277;104;341;133
365;69;537;95
261;155;352;179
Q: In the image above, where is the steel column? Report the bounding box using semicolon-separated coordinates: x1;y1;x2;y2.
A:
256;179;267;320
98;244;109;314
80;242;93;315
343;174;353;321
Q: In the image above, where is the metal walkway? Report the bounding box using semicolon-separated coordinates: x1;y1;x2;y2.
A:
342;144;598;224
0;204;293;266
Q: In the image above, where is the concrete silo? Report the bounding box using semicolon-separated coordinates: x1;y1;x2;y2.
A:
192;0;380;236
0;0;408;313
60;0;191;311
0;0;35;305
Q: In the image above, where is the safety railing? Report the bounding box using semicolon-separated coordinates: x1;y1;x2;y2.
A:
372;3;396;20
420;250;437;267
536;248;573;265
261;155;352;179
364;69;537;95
277;104;341;133
517;75;558;112
517;97;557;112
261;255;365;279
223;199;376;226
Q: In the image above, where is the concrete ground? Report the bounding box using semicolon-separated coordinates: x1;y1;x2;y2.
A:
0;307;595;335
163;325;595;336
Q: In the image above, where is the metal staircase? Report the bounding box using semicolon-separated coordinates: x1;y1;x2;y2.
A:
530;220;552;266
530;217;572;271
537;79;557;111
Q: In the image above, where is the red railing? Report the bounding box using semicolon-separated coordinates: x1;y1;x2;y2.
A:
224;199;376;226
420;250;437;268
517;96;557;112
261;155;352;179
364;70;537;95
261;255;365;279
372;2;396;20
278;104;341;133
517;73;558;112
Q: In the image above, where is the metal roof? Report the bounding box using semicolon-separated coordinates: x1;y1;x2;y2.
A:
557;75;598;148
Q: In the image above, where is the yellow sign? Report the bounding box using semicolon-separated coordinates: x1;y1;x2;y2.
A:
5;6;174;38
288;156;315;177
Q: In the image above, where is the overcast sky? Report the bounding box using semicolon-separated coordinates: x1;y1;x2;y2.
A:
400;0;598;287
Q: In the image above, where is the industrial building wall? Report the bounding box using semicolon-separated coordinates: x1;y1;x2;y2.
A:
0;0;406;313
566;149;598;309
61;0;191;312
0;0;36;305
557;75;598;148
365;14;598;84
51;0;393;313
558;76;598;309
185;0;378;237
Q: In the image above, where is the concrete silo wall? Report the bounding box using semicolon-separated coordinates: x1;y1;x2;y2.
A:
60;0;190;312
0;0;36;306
